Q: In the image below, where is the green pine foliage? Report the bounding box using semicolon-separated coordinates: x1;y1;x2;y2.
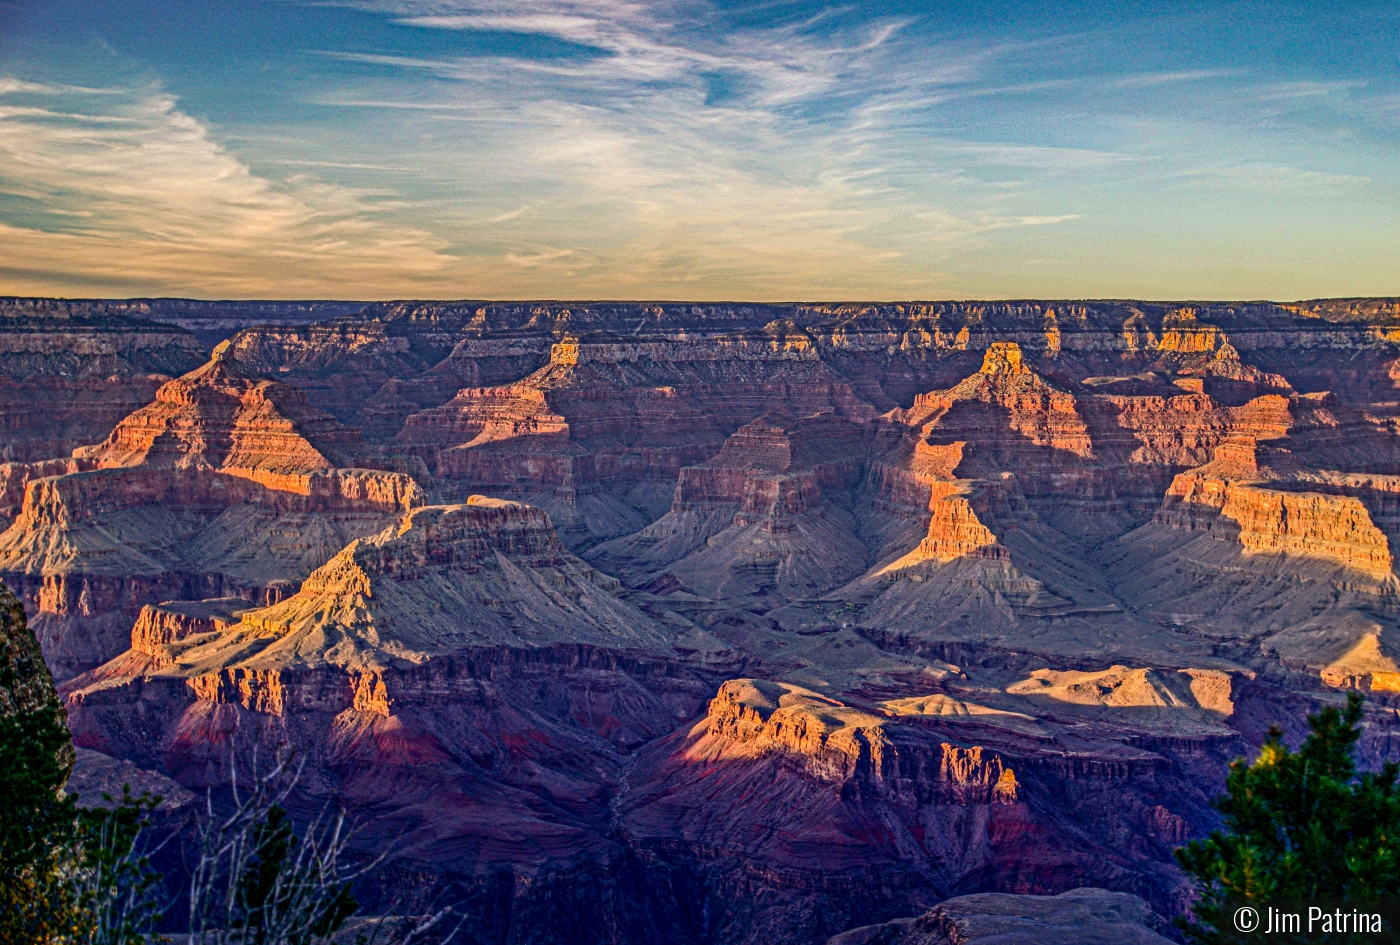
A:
0;583;84;942
1176;692;1400;943
0;582;367;944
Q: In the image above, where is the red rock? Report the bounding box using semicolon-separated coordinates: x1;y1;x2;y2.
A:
400;332;875;548
0;301;207;462
16;300;1400;943
0;345;425;676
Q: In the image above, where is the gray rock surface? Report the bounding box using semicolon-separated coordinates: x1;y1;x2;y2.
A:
828;888;1175;945
66;747;195;811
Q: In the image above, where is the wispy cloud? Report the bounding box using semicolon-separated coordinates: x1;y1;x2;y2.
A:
1114;69;1239;89
0;80;454;296
1257;80;1368;101
1172;162;1370;192
296;0;1036;294
383;0;894;103
3;0;1395;300
925;141;1138;171
485;205;530;223
266;158;405;170
506;248;574;266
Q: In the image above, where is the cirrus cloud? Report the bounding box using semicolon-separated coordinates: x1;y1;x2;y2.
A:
0;81;456;297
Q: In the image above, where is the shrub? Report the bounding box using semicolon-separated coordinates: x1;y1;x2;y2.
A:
1176;692;1400;943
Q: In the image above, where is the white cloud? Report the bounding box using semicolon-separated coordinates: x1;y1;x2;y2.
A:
485;205;530;223
1257;80;1367;101
384;0;876;101
0;80;455;296
1114;69;1239;89
1172;163;1370;192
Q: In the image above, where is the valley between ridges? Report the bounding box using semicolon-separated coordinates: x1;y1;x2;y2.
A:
5;297;1400;944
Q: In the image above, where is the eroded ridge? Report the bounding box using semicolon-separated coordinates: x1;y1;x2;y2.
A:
8;298;1400;943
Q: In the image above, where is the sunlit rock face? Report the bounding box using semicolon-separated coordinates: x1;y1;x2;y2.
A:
13;299;1400;943
0;343;423;677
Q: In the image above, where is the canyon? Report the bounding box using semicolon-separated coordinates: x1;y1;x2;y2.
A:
5;296;1400;943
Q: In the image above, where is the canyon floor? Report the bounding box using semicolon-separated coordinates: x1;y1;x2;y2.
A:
6;296;1400;944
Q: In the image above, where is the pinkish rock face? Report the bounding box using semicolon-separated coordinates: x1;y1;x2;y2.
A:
11;299;1400;943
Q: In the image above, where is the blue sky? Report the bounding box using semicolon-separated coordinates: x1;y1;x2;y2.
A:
0;0;1397;300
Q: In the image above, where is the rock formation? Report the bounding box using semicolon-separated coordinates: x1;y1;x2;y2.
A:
8;298;1400;943
589;412;875;605
827;888;1174;945
398;331;875;548
0;301;206;462
0;344;424;677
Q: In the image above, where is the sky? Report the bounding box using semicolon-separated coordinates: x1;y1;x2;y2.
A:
0;1;1397;301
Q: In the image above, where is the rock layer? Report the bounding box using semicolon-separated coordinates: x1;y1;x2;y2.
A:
13;298;1400;944
0;346;424;676
0;302;206;461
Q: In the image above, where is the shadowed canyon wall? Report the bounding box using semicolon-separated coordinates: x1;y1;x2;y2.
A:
3;296;1400;944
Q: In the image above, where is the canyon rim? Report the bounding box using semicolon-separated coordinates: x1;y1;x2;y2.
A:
2;297;1400;942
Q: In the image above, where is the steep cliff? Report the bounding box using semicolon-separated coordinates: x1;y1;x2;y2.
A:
0;303;206;462
589;413;875;605
0;345;426;677
400;331;876;548
15;297;1400;944
75;339;379;477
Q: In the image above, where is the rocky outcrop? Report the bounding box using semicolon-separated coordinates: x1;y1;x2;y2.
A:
1007;666;1233;719
1151;437;1397;581
590;413;874;604
1217;486;1392;577
876;342;1164;541
877;479;1024;570
0;457;96;527
129;598;252;665
697;679;1020;794
75;340;379;476
895;343;1093;464
827;888;1174;945
0;346;427;678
